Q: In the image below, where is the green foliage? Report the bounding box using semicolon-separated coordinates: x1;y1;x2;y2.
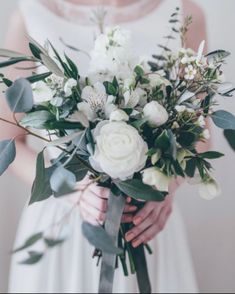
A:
20;110;54;129
26;72;52;84
82;222;123;254
198;151;224;159
114;179;167;202
211;110;235;130
6;78;34;113
224;129;235;151
0;139;16;176
20;251;44;265
13;232;43;253
50;166;76;195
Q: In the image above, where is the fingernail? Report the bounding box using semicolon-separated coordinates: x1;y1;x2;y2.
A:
125;232;135;242
129;206;137;212
132;239;141;248
126;197;132;203
133;216;142;225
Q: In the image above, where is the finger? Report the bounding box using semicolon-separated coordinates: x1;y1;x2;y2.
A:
123;204;138;213
80;200;106;224
121;214;134;224
125;211;157;242
89;184;110;199
133;202;161;226
157;205;172;231
82;190;108;212
132;224;160;248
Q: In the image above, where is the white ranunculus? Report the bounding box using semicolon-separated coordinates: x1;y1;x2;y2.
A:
33;81;54;104
110;109;129;122
142;167;172;192
90;121;148;180
198;179;221;200
64;78;77;97
143;101;169;127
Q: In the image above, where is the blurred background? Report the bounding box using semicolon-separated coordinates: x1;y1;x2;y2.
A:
0;0;235;293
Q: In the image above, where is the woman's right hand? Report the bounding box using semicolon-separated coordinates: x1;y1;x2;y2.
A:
76;176;138;226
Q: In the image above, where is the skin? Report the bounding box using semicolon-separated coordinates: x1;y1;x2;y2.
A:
0;0;208;248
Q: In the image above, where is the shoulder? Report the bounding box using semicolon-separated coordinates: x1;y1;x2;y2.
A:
181;0;207;51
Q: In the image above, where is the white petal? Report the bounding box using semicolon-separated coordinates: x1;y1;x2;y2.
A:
197;40;205;62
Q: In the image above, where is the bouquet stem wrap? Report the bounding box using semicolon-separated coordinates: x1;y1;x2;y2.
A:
98;192;126;293
98;192;152;294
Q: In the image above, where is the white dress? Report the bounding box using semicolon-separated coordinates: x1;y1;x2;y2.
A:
9;0;198;293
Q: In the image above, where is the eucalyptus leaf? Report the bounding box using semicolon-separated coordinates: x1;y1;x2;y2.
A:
0;139;16;176
44;238;65;247
6;78;34;113
82;222;122;255
26;72;52;84
65;155;89;182
224;129;235;151
50;166;76;195
20;251;43;265
20;111;54;129
198;151;224;159
114;179;166;202
13;232;43;253
47;131;83;146
30;151;54;205
206;50;230;61
211;110;235;130
40;54;65;78
0;57;34;68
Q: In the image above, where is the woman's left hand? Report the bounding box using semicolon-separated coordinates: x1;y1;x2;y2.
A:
125;195;173;248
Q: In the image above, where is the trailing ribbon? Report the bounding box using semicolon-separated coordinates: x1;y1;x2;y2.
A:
98;192;126;293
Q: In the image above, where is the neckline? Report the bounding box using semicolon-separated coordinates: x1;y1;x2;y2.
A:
38;0;165;26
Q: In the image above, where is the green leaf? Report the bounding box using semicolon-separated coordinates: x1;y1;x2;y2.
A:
20;111;54;129
134;65;144;76
50;166;76;195
185;158;197;178
199;151;224;159
45;120;84;130
29;42;42;59
20;251;43;265
114;179;166;202
5;78;34;113
2;77;13;87
65;156;89;182
30;151;54;205
82;222;122;255
155;130;170;150
211;110;235;130
201;92;214;114
0;139;16;176
130;118;147;130
44;238;65;247
206;50;230;60
64;54;79;80
103;81;117;96
13;232;43;253
40;54;65;78
172;160;185;177
224;129;235;151
0;57;34;68
26;72;52;84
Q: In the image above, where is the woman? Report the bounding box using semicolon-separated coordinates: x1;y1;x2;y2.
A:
1;0;207;292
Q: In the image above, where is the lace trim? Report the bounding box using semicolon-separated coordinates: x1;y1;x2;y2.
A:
39;0;164;26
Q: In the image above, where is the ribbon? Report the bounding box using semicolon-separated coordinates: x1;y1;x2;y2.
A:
98;192;126;293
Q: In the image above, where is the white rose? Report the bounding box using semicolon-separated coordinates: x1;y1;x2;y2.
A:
110;109;129;122
33;81;54;104
90;121;148;180
142;167;172;192
143;101;169;127
64;78;77;97
198;179;221;200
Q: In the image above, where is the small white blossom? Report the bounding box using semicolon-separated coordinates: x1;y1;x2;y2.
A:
184;65;197;80
197;115;206;128
33;81;54;104
202;129;210;140
175;105;186;113
64;78;77;97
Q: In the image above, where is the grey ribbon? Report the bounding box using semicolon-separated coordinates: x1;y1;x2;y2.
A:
98;192;126;293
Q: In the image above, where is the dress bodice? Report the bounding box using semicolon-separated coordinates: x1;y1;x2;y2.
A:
19;0;182;76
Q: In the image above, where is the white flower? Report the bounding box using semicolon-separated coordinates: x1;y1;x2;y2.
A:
90;121;148;180
142;167;172;192
202;129;210;140
197;115;206;128
123;88;147;108
151;150;161;165
33;81;54;104
148;72;170;88
78;82;116;122
198;179;221;200
184;65;197;80
143;101;169;127
64;78;77;97
175;105;186;113
172;121;180;129
66;111;89;128
177;149;191;170
110;109;129;122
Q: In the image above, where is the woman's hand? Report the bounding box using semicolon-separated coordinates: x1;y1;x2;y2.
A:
68;176;138;226
125;195;173;248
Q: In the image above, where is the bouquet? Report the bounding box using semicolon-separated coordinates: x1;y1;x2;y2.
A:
0;9;235;293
